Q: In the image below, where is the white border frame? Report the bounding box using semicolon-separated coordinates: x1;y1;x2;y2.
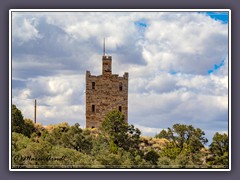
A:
9;9;231;171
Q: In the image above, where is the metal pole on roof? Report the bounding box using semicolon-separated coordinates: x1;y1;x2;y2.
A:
34;99;37;123
103;38;105;56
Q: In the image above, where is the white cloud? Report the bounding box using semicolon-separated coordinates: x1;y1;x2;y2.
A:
129;90;228;128
143;12;228;75
12;15;41;43
11;11;229;142
134;124;163;137
12;75;86;126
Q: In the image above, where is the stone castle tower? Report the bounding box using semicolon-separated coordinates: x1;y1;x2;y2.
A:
85;41;128;129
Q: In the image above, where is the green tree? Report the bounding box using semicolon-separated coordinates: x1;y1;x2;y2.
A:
43;123;70;145
61;123;93;154
160;141;181;160
159;124;208;153
49;145;103;168
127;124;142;154
12;132;99;168
144;149;159;165
208;132;229;167
155;129;169;139
90;134;133;168
42;123;93;154
12;105;35;137
12;132;31;154
12;104;24;133
159;124;208;167
101;110;128;145
101;110;142;153
157;156;172;168
22;119;35;137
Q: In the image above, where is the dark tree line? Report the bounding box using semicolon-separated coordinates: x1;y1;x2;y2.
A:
11;105;229;169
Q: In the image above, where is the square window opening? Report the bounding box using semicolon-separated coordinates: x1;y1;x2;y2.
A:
92;105;95;112
119;82;123;91
92;82;95;89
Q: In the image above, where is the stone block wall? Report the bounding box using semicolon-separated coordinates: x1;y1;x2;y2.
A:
85;69;128;129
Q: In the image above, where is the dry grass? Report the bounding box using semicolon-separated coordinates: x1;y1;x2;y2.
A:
139;136;168;152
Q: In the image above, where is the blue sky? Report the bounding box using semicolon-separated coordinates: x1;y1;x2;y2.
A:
205;12;229;24
11;11;229;143
208;59;225;74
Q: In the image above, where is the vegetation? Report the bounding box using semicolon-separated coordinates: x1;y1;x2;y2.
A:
208;132;229;167
11;105;229;169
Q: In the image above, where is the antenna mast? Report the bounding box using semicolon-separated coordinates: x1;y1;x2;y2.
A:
34;99;37;124
103;38;105;56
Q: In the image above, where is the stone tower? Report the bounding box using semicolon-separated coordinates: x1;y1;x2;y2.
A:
85;42;128;129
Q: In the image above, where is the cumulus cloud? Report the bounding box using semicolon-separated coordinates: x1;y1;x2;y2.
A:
143;13;228;75
12;14;42;43
128;91;228;142
11;11;229;142
12;75;86;126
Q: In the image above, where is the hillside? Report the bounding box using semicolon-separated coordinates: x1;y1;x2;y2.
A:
11;105;229;169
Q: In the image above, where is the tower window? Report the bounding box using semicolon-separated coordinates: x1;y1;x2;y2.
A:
92;82;95;89
119;106;122;112
119;82;123;91
92;105;95;112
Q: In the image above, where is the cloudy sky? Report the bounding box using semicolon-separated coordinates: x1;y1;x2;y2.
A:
11;10;229;143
